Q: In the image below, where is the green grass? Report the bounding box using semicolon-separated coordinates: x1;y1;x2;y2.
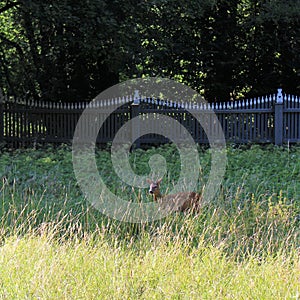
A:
0;144;299;299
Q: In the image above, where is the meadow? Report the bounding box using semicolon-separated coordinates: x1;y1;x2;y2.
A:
0;144;299;299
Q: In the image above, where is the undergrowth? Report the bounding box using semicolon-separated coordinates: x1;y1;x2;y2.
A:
0;144;299;299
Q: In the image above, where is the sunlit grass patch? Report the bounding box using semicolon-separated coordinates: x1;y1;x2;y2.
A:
0;226;299;299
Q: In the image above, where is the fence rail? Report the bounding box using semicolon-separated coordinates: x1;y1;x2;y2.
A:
0;88;299;148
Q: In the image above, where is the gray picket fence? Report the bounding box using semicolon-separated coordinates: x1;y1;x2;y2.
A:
0;88;299;147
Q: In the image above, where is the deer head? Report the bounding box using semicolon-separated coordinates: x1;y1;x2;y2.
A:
147;178;163;201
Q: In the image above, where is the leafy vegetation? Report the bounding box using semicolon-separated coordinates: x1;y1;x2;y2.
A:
0;144;299;298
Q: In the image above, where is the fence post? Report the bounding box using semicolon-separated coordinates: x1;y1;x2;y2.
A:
274;88;283;146
131;90;141;148
0;89;4;144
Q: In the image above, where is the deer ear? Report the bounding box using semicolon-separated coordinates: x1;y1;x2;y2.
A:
157;178;163;185
146;178;152;184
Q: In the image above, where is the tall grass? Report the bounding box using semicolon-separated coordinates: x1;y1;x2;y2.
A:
0;227;299;299
0;144;299;299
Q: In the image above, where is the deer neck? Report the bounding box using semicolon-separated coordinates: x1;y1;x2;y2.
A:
153;191;162;202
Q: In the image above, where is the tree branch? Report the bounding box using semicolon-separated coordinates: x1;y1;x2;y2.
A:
0;32;24;57
0;1;20;14
0;32;40;100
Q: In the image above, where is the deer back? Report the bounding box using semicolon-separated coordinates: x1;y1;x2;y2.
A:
157;191;201;212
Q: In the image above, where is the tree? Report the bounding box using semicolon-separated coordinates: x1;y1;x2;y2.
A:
0;0;129;101
199;0;241;101
239;0;300;96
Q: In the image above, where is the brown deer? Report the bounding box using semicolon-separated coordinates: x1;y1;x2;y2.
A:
147;178;201;213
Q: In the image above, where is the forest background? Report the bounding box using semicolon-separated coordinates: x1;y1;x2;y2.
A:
0;0;299;102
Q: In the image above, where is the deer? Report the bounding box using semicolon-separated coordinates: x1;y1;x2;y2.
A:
147;178;202;213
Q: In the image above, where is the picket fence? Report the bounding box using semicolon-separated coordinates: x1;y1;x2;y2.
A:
0;88;299;147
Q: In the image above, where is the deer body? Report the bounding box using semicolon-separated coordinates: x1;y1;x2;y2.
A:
147;178;201;212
